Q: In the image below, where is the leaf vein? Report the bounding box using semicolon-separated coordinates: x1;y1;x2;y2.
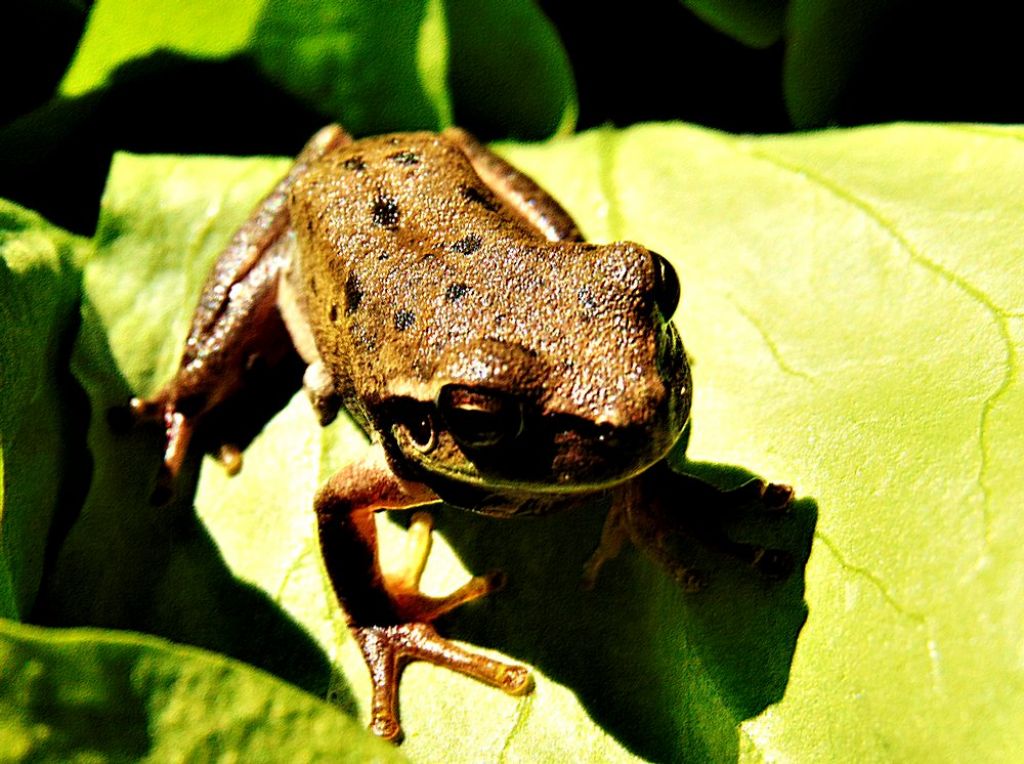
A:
498;690;534;762
739;145;1016;549
728;296;814;381
815;531;926;623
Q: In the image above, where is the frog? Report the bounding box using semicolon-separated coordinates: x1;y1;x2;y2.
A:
129;124;795;741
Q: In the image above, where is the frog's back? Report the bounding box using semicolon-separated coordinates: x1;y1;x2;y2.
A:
288;132;671;434
290;132;534;267
289;132;549;397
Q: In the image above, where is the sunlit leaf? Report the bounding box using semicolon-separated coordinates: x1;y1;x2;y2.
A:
42;123;1024;761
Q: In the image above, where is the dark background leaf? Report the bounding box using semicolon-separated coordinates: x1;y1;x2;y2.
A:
0;1;91;123
5;0;1024;236
0;202;90;621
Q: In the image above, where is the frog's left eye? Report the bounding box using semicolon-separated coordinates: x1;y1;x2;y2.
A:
389;402;438;453
651;251;680;318
438;385;523;449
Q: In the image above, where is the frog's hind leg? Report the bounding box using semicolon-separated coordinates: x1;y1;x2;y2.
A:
128;124;352;498
443;127;583;242
315;444;531;741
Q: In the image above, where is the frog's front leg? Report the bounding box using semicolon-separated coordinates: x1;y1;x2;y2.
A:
585;461;795;590
316;443;532;741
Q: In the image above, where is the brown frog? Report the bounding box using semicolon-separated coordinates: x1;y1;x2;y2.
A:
131;125;793;741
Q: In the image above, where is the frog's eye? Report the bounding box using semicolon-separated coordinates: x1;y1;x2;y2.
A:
389;402;438;453
438;385;523;449
651;251;680;318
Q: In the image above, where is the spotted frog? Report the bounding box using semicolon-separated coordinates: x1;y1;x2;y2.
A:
132;125;793;741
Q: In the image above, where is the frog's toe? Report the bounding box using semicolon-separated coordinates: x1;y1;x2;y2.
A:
669;565;709;592
760;481;795;512
353;622;532;741
119;394;196;503
215;443;244;475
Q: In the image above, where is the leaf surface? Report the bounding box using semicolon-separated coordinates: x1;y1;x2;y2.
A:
0;619;406;762
0;202;89;620
38;123;1024;761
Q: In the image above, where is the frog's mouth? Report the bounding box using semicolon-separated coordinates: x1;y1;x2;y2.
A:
384;394;688;502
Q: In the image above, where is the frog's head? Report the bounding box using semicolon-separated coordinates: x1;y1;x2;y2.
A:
374;242;691;509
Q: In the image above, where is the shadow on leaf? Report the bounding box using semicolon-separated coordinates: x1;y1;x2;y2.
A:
31;294;352;715
0;53;326;235
421;449;815;763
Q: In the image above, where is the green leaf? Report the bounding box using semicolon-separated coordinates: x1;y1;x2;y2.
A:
60;0;267;96
681;0;787;48
58;0;575;138
0;618;407;762
43;123;1024;760
782;0;891;127
444;0;577;139
0;201;89;620
250;0;453;133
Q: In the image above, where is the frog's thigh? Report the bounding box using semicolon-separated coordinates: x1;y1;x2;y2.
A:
133;124;353;484
443;126;582;242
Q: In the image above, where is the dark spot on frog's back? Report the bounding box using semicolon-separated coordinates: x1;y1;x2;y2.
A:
387;150;420;165
445;283;470;301
451;234;482;255
343;156;366;172
372;196;400;229
577;286;599;317
395;310;416;331
460;185;500;212
329;304;339;322
345;274;363;314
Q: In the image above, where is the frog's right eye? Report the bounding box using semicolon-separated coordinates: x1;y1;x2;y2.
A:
438;385;523;449
651;251;680;319
389;402;438;453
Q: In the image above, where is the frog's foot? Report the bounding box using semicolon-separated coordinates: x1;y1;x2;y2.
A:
358;512;532;741
117;394;247;501
709;536;794;580
713;479;795;579
383;512;507;621
582;499;710;592
354;622;532;741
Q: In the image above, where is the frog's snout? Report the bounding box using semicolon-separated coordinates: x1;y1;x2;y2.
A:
429;383;682;490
